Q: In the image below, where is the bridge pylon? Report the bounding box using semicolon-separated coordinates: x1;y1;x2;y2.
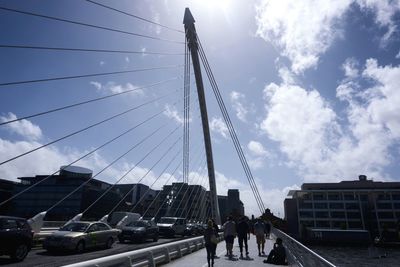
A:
183;8;221;225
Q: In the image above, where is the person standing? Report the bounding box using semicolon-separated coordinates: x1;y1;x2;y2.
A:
237;216;250;259
265;220;271;239
253;217;266;256
204;220;218;267
211;219;219;259
223;215;236;259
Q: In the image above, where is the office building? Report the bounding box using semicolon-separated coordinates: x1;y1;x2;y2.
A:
285;175;400;240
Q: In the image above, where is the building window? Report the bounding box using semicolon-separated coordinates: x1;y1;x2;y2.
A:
392;194;400;200
315;211;329;218
347;212;361;219
315;221;330;228
299;202;313;209
332;221;346;229
344;193;356;200
300;220;314;227
328;193;341;200
393;203;400;209
331;211;345;219
360;194;368;201
314;202;328;209
348;221;363;229
345;203;359;210
378;212;394;219
299;211;314;218
378;194;391;200
329;203;344;209
313;193;326;201
377;203;392;209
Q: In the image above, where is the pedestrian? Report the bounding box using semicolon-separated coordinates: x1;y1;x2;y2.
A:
211;219;219;259
204;219;218;267
253;217;266;256
265;220;271;239
223;215;236;259
237;216;250;259
263;237;287;265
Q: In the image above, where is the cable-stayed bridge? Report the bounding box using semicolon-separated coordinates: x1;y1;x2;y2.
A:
0;2;335;266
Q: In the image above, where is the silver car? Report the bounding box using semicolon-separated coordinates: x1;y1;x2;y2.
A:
43;222;120;253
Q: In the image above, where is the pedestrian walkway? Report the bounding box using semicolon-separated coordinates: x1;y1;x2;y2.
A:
163;235;287;267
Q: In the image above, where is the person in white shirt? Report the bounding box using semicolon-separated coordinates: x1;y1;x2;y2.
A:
223;216;236;259
253;218;266;256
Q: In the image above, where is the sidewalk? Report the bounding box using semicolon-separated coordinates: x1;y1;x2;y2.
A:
163;235;279;267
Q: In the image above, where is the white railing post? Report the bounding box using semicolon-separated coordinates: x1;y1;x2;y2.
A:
147;251;155;267
164;247;171;263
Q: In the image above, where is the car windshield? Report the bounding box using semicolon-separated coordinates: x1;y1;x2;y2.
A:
127;221;148;227
159;218;176;224
60;222;90;232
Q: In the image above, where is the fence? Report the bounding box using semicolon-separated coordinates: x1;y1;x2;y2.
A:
62;236;212;267
271;227;336;267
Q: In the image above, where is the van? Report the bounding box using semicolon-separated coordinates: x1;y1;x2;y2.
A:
157;217;187;237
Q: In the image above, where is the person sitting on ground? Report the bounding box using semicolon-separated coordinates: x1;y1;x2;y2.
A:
263;238;287;265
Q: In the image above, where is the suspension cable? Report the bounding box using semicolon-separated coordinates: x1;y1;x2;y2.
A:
128;148;182;214
0;90;177;166
0;6;184;44
47;123;180;213
197;37;266;213
84;132;182;215
0;44;184;56
0;97;183;207
0;77;179;126
85;0;184;34
143;134;204;219
0;65;182;87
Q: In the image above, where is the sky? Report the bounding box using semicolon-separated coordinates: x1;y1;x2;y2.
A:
1;0;400;219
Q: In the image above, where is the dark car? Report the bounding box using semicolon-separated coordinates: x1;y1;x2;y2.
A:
118;220;159;243
0;216;33;261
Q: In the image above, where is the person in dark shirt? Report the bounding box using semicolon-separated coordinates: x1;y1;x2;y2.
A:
265;221;271;239
237;216;250;259
211;219;219;258
204;220;218;267
263;238;287;265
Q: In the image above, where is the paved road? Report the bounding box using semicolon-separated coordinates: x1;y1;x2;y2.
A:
0;237;188;267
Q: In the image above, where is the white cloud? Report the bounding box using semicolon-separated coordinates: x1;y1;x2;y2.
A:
248;141;268;157
163;104;186;124
260;59;400;182
90;81;144;96
396;50;400;59
342;57;359;78
0;112;42;141
255;0;400;73
210;117;229;139
230;91;251;122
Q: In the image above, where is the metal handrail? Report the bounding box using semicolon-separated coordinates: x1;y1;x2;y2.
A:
271;227;336;267
62;236;214;267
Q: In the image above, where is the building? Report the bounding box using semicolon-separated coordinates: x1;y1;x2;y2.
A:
8;166;155;220
0;178;17;215
218;189;245;223
285;175;400;241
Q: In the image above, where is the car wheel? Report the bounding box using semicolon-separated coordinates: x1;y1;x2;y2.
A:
153;233;159;242
75;240;85;253
106;237;113;249
11;243;29;262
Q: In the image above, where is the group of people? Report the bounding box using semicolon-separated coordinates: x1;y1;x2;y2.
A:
203;216;287;266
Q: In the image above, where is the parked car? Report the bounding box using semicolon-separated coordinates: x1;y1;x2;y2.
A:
107;212;140;228
157;217;187;237
43;221;120;253
118;220;159;243
0;216;33;261
185;223;198;236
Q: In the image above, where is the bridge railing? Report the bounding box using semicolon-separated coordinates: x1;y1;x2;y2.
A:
271;227;336;267
62;236;215;267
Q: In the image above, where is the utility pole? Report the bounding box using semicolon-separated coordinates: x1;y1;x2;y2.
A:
183;8;221;225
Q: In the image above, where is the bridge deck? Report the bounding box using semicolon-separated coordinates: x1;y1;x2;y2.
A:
163;235;291;267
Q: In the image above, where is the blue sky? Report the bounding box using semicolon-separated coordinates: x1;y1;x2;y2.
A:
1;0;400;218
